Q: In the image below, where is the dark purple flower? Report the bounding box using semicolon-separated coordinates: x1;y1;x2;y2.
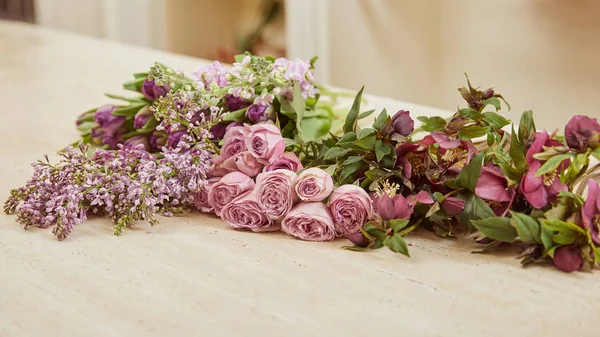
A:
166;130;188;149
347;232;368;247
564;115;600;152
391;110;415;137
123;136;150;151
441;197;465;215
141;79;170;101
580;179;600;245
475;165;515;216
482;89;494;100
553;245;583;273
374;193;413;221
246;103;272;123
94;105;125;133
225;95;250;111
133;107;154;130
520;131;568;209
149;132;167;152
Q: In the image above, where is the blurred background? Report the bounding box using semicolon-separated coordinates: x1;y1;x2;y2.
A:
1;0;599;127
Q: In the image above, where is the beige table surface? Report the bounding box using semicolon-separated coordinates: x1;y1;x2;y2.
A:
1;21;599;337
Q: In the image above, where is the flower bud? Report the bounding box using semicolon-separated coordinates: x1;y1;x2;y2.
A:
246;103;274;123
391;110;414;137
141;79;170;101
553;245;583;273
482;89;494;100
133;106;154;130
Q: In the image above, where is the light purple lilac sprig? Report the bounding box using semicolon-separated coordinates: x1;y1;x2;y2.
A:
4;142;212;240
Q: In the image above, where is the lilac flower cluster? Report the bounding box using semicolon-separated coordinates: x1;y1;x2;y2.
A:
4;142;212;240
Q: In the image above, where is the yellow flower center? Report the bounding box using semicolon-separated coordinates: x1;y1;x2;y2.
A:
375;180;400;198
542;171;557;187
441;149;461;163
409;155;425;178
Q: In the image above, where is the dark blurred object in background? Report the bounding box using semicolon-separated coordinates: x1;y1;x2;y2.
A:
0;0;34;22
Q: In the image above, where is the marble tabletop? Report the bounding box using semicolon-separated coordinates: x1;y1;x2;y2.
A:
0;21;598;337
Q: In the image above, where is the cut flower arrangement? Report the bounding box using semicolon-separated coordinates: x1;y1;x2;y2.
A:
5;53;600;273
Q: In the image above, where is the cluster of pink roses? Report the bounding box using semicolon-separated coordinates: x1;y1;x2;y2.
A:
192;123;373;241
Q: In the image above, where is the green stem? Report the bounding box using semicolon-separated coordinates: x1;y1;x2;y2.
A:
399;217;424;236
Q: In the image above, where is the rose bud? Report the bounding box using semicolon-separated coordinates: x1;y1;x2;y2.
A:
208;172;255;216
149;131;167;152
220;190;278;233
328;184;374;236
255;170;298;220
123;136;150;151
246;103;274;123
564;115;600;152
441;197;465;215
281;202;336;241
192;177;220;213
245;123;286;164
553;245;583;273
347;232;368;247
265;152;303;172
391;110;415;137
213;126;249;165
166;130;188;149
482;89;494;100
141;79;170;101
294;168;334;202
221;151;264;178
133;106;155;130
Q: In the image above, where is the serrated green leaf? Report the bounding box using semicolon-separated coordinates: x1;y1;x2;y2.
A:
518;110;536;145
498;163;524;181
482;97;501;111
354;134;376;150
358;109;375;120
357;127;375;139
373;109;389;130
592;148;600;161
540;218;586;245
561;153;589;184
342;156;363;165
337;132;357;146
364;222;386;241
389;219;410;232
455;153;483;191
540;221;554;251
417;116;446;132
535;153;573;177
340;160;363;182
458;125;491;140
510;125;527;170
557;191;585;207
456;193;495;232
343;87;364;133
324;164;337;176
324;147;350;160
300;117;332;142
510;211;541;244
459;108;482;119
375;140;392;162
471;217;517;243
384;234;410;257
482;111;510;130
365;168;389;182
223;108;247;122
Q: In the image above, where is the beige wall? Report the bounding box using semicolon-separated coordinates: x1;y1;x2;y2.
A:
329;0;600;130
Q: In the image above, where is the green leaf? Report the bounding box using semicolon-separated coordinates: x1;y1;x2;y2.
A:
535;154;573;177
112;103;147;117
592;148;600;161
482;111;510;130
455;153;483;191
384;234;410;257
365;168;389;182
354;134;376;150
283;138;297;148
300;117;332;142
356;127;375;139
417;116;446;132
343;87;364;134
341;245;369;252
375;140;392;162
510;211;541;244
340;160;363;183
105;93;146;103
342;156;363;165
518;110;536;144
280;120;296;139
561;153;589;184
324;147;350;160
76;121;97;132
358;109;375;120
482;97;501;111
364;222;386;241
292;82;306;137
456;193;495;232
459;108;482;119
373;109;389;130
509;125;527;170
471;217;517;243
540;218;586;245
337;132;357;146
122;77;146;92
223;108;247;122
389;219;410;232
557;191;585;207
324;164;337;176
458;125;491;140
540;222;554;251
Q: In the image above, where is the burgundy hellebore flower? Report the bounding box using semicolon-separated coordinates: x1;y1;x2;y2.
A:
407;190;465;216
520;131;568;209
391;110;415;137
141;79;170;101
475;165;516;216
553;245;583;273
374;193;413;221
564;115;600;152
580;179;600;245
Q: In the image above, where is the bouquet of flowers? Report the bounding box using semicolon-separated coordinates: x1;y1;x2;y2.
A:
5;53;600;273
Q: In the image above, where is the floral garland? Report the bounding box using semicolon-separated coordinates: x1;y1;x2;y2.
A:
5;53;600;273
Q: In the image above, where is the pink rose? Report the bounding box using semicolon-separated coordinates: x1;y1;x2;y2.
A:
294;168;334;202
192;177;219;213
255;169;298;220
328;184;373;236
220;151;263;177
208;172;255;216
245;123;285;164
264;152;303;172
282;202;336;241
213;126;248;165
220;191;278;232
